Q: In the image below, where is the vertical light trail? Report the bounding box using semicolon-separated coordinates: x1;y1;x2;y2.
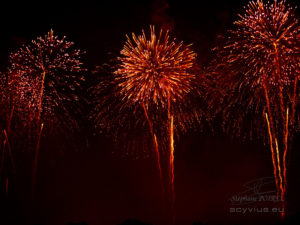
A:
263;84;276;138
275;139;284;199
265;113;279;195
264;84;280;195
142;104;164;196
169;115;175;205
274;43;288;219
167;90;175;223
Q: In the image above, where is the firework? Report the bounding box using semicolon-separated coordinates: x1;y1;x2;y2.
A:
8;29;85;133
115;26;196;108
116;26;197;212
8;30;86;198
92;26;200;221
214;0;299;218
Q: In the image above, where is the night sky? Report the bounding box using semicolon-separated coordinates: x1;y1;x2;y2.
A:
0;1;300;225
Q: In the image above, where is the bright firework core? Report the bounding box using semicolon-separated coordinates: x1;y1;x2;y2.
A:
115;26;197;107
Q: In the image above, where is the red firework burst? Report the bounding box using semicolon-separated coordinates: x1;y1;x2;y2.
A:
213;0;299;218
8;29;85;133
7;30;86;198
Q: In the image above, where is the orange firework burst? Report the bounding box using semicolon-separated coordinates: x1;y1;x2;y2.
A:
116;26;196;216
118;25;197;207
115;26;196;108
92;25;201;222
213;0;299;218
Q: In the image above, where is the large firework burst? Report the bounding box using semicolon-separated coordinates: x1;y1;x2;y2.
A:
92;26;205;221
214;0;299;217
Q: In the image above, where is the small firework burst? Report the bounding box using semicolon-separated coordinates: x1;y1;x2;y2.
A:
8;29;85;133
213;0;299;217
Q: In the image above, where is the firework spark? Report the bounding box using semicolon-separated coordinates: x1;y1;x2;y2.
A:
213;0;299;218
